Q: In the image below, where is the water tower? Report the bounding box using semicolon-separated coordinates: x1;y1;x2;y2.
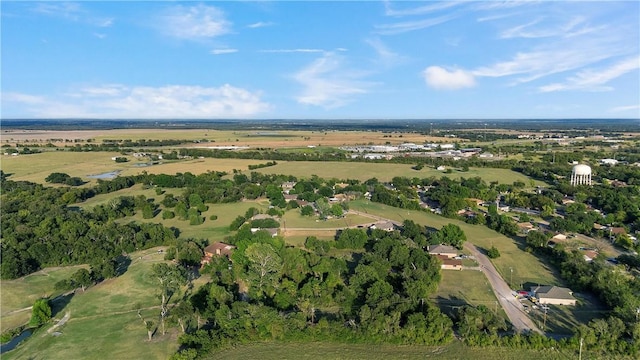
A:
571;164;592;186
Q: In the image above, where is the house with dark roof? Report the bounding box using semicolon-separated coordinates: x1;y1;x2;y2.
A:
427;244;459;258
530;285;576;305
370;221;396;232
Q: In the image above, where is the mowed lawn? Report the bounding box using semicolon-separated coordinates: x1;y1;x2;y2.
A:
0;265;88;332
3;247;196;360
348;200;559;287
433;270;499;310
205;340;570;360
256;161;544;185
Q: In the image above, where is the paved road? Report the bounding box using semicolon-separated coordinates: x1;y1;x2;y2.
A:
464;242;542;334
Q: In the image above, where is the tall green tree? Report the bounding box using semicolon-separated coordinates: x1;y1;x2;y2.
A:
29;298;52;327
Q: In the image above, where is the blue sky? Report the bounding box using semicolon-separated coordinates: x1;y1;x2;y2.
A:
2;1;639;119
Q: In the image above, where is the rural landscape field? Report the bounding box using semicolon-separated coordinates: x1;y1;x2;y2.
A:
2;119;639;360
2;1;639;359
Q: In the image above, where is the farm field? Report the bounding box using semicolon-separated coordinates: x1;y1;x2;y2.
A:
204;339;570;360
2;247;198;360
0;151;266;185
1;128;446;148
256;161;544;185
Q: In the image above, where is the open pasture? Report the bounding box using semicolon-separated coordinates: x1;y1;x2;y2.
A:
256;161;542;185
2;128;446;148
3;247;190;360
433;270;499;311
205;339;569;360
0;265;88;332
0;151;265;185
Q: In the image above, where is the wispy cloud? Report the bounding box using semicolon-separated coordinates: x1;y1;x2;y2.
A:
609;105;640;113
210;48;238;55
365;38;405;67
160;4;231;40
32;2;113;27
248;21;274;28
3;84;271;118
260;49;325;54
500;16;605;39
293;53;373;108
422;66;476;90
472;37;627;84
384;0;464;17
539;57;640;92
375;14;457;35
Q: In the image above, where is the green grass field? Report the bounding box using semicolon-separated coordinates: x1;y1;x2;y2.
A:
0;265;88;332
2;247;199;360
204;340;570;360
282;212;374;229
256;162;544;185
433;270;499;310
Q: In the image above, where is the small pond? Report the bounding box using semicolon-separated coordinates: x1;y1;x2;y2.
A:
0;329;33;354
87;170;121;179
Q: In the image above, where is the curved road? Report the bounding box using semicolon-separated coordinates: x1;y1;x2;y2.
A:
284;210;542;334
464;243;542;334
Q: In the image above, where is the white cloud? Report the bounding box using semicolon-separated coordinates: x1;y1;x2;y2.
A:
384;0;464;17
161;4;231;40
609;105;640;113
248;21;273;28
365;38;404;67
539;57;640;92
3;84;271;118
500;16;604;39
375;14;457;35
422;66;476;90
294;53;372;108
260;49;325;54
32;2;113;27
210;48;238;55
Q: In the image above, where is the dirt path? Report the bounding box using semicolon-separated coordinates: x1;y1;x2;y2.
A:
464;242;542;334
47;311;70;334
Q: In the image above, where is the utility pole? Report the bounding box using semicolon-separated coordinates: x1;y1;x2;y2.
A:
542;308;547;330
579;337;583;360
494;301;498;314
510;267;513;288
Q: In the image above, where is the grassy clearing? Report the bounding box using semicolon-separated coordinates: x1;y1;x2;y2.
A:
348;200;559;287
0;265;88;332
282;212;374;229
526;293;608;335
3;247;187;360
433;270;498;309
256;162;543;185
0;151;266;185
121;200;271;242
204;339;569;360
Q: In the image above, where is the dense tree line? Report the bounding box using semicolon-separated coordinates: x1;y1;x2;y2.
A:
0;178;177;279
172;225;452;358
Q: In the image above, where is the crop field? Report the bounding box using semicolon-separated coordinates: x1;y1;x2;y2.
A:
0;151;266;185
2;247;197;360
204;340;570;360
256;161;543;185
2;128;446;149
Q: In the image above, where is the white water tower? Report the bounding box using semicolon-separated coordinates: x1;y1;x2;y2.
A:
571;164;592;186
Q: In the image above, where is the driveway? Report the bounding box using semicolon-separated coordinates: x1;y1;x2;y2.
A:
464;243;542;334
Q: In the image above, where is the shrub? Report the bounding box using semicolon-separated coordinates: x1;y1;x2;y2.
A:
487;246;501;259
